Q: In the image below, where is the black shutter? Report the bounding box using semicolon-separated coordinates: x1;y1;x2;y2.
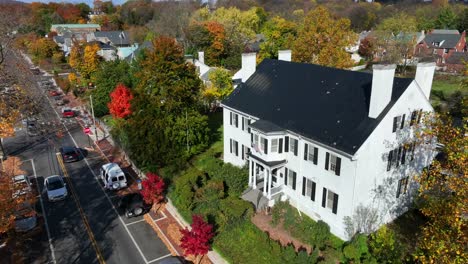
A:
235;141;238;156
251;161;254;176
387;150;393;171
322;188;327;208
393;116;398;132
247;120;251;133
396;180;402;198
411;143;416;161
396;147;402;167
230;139;232;153
332;193;339;214
302;177;306;196
285;136;289;152
230;112;232;125
335;157;341;176
279;138;283;153
325;152;330;170
242;145;244;160
401;114;406;129
284;169;288;186
292;172;297;190
235;114;238;127
410;111;417;126
313;147;318;165
304;143;308;160
401;147;406;165
417;109;423;123
311;181;316;201
242;117;244;130
251;133;253;146
294;139;298;156
264;138;268;154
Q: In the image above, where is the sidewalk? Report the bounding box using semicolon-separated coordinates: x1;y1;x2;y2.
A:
69;100;226;264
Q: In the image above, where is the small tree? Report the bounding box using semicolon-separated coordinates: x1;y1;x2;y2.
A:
180;215;214;264
108;83;133;119
140;172;165;205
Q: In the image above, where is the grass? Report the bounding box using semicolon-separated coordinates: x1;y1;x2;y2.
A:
431;75;465;95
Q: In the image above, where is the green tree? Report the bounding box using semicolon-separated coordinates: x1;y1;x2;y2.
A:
435;7;459;29
125;36;209;169
259;16;297;60
376;13;417;35
202;68;232;110
457;8;468;33
292;6;356;69
91;59;132;117
368;226;402;262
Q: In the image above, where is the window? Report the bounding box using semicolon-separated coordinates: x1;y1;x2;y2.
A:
396;177;409;198
284;168;297;190
253;134;259;148
393;115;406;132
325;153;341;176
242;117;249;132
410;111;418;126
322;188;339;214
304;143;318;165
289;138;298;156
230;112;238;128
241;145;250;160
271;138;278;153
302;177;316;201
230;139;238;156
387;144;412;171
444;48;449;54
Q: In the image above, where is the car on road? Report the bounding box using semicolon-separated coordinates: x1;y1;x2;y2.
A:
59;146;81;162
44;175;67;202
26;120;40;136
118;192;152;218
100;163;128;190
30;67;41;75
54;96;66;106
12;174;32;198
14;202;38;233
49;90;61;96
61;108;75;118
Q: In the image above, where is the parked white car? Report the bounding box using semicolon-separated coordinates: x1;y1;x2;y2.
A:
12;175;32;198
44;175;67;202
100;163;127;190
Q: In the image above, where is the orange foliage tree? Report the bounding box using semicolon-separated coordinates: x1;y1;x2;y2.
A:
414;113;467;263
81;43;101;81
108;83;133;119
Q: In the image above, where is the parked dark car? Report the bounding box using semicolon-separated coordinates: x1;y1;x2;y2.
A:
59;146;81;162
118;193;152;218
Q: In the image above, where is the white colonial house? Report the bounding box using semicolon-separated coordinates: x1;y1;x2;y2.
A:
221;51;437;240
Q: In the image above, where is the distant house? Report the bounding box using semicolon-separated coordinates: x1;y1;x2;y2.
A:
346;31;371;63
222;50;437;240
50;24;101;35
416;29;467;67
87;31;138;61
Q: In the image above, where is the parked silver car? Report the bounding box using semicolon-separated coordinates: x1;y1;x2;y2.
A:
44;175;68;202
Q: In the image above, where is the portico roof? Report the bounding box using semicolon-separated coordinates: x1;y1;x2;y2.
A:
248;152;286;168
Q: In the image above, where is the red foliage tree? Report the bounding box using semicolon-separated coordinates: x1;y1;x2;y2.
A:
140;172;165;205
108;83;133;119
180;215;214;263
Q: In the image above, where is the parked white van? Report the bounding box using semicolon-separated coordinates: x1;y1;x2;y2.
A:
100;163;128;190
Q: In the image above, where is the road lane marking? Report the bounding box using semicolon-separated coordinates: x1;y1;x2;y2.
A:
125;219;146;226
146;254;173;264
29;159;57;264
45;89;150;263
56;153;106;264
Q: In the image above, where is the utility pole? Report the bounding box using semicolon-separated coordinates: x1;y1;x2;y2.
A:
90;95;98;142
186;110;189;152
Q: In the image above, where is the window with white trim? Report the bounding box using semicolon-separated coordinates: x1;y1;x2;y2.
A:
322;188;339;214
230;139;238;157
396;177;409;198
230;112;238;128
284;168;297;190
304;143;318;165
271;138;278;153
243;117;249;132
302;177;316;201
325;153;341;176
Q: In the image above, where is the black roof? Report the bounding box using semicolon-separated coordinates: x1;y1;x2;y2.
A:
223;59;413;155
423;32;462;49
249;119;284;133
248;153;286;167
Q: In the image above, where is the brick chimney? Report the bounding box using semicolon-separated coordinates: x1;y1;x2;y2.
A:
415;62;436;100
278;50;292;62
369;64;396;119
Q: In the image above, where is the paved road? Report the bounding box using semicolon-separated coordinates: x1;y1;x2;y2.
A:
2;50;172;264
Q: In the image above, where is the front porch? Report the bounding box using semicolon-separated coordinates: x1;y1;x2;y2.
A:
241;156;286;211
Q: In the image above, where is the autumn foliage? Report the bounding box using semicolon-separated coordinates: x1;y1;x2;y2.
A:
108;83;133;119
140;172;165;205
180;215;214;261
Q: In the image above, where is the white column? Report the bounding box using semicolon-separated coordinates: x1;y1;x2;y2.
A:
263;169;268;195
267;169;272;199
248;161;253;187
253;162;257;189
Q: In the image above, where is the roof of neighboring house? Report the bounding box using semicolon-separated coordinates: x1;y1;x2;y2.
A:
423;31;462;49
88;40;116;50
446;52;468;64
53;35;64;44
124;41;153;62
51;24;100;30
432;29;460;34
94;31;130;46
200;68;215;81
222;59;413;155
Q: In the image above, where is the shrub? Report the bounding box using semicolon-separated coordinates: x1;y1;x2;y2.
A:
217;197;253;230
369;226;402;262
343;234;370;261
170;167;204;215
312;220;331;249
140;172;165;204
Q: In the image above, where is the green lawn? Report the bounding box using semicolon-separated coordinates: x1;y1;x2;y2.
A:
431;75;465;95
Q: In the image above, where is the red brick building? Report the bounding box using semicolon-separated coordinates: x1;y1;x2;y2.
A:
416;29;467;68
